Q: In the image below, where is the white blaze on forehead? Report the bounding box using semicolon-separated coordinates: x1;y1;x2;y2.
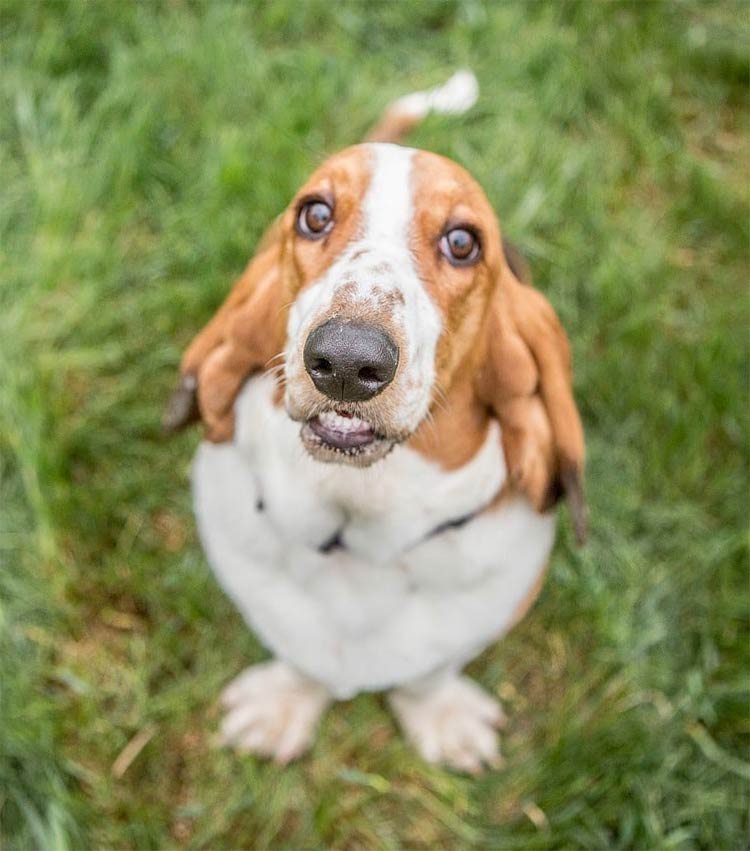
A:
361;143;416;246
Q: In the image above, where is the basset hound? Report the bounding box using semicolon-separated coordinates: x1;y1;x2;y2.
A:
165;71;586;773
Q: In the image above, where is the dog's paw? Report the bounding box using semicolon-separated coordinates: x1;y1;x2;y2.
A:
219;660;330;764
389;675;505;774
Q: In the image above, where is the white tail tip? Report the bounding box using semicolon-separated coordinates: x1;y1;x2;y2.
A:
393;69;479;120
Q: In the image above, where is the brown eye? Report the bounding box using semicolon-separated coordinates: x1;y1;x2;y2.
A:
439;227;480;266
297;200;334;239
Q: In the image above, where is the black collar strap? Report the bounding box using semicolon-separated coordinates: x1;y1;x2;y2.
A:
317;508;479;555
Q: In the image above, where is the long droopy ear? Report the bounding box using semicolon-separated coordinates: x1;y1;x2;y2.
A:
163;217;287;442
476;261;587;544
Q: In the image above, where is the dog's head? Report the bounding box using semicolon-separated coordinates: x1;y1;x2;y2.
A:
169;142;585;536
277;144;504;466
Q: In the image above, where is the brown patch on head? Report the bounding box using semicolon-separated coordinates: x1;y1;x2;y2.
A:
284;146;372;291
410;151;503;393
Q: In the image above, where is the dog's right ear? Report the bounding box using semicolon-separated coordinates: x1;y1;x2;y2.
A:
475;260;587;545
507;275;587;543
162;216;287;441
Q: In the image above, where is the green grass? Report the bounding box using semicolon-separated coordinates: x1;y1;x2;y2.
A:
1;1;748;848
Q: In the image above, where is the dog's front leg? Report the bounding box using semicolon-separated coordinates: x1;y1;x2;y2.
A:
219;660;331;764
388;668;506;774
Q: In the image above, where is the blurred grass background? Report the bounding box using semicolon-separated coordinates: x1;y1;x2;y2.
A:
1;1;748;848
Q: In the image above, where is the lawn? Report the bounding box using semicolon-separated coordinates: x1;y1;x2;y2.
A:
1;1;748;848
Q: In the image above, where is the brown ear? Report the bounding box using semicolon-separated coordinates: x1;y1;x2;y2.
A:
509;275;587;543
476;266;587;544
163;216;287;441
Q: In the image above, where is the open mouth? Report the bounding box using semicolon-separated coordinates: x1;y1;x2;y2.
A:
300;410;395;465
309;411;375;449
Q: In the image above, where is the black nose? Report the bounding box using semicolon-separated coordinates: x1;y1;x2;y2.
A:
303;320;399;402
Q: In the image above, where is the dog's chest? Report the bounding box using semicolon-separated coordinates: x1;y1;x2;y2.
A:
234;376;506;561
194;374;557;696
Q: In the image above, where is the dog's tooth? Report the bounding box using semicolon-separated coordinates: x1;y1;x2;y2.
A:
317;411;373;434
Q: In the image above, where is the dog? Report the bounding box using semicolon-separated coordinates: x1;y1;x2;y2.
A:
165;71;586;773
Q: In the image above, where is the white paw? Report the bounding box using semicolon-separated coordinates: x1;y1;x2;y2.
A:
389;676;505;774
219;660;330;764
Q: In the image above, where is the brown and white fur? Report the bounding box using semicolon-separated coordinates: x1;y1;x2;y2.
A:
169;71;586;773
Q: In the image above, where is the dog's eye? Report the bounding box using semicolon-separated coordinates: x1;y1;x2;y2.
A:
440;227;480;266
297;200;334;239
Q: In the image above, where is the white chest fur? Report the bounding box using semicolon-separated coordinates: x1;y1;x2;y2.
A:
193;375;556;699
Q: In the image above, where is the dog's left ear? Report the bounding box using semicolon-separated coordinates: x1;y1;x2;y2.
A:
476;261;588;545
163;217;288;441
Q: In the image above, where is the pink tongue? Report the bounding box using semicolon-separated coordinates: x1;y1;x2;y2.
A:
309;417;375;449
